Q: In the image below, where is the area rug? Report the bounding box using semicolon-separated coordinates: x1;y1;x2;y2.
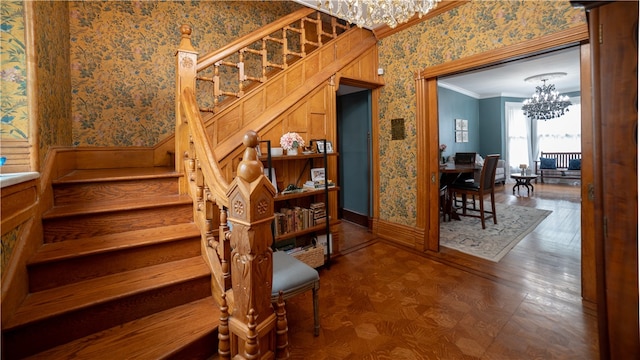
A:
440;202;552;262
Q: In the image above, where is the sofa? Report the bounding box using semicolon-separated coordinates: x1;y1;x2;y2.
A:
494;159;506;184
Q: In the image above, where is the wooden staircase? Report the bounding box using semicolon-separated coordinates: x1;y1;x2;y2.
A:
2;167;220;359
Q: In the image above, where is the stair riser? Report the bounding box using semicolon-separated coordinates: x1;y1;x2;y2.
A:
2;276;211;360
43;204;193;243
53;178;179;205
165;329;219;360
29;236;201;292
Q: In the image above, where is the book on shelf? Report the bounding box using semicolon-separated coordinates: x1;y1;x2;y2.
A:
273;206;316;236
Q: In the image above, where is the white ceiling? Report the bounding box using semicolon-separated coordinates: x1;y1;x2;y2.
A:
438;46;581;99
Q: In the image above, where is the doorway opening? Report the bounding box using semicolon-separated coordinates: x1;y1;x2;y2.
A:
336;86;373;229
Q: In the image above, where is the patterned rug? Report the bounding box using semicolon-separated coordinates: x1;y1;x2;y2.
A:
440;202;552;262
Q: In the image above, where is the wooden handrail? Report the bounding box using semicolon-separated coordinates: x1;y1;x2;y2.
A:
180;86;230;209
197;8;315;70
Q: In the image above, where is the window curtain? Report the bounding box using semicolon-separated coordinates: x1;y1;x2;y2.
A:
505;101;534;173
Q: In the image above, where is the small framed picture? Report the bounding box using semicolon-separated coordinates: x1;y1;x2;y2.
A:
311;167;326;182
316;140;333;153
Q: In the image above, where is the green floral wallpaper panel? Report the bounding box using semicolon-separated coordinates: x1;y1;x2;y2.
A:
377;0;586;226
68;0;301;147
1;0;28;140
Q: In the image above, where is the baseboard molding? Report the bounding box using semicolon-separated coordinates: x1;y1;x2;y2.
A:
374;219;422;249
340;209;369;228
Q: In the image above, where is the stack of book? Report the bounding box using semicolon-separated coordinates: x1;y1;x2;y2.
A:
310;202;326;225
302;180;335;190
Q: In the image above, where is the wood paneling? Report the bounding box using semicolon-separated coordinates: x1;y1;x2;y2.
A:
588;2;640;358
0;139;32;174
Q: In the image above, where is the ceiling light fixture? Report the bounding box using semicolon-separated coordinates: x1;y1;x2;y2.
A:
317;0;441;29
521;72;572;121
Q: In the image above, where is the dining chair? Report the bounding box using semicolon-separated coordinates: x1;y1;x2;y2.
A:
439;183;449;222
448;154;500;229
271;250;320;336
453;152;477;208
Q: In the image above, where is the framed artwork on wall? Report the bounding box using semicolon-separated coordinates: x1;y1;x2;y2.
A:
455;119;469;143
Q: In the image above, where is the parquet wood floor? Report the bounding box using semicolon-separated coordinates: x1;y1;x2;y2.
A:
283;183;599;359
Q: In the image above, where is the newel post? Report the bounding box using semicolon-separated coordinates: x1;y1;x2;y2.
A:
175;24;198;194
225;131;278;357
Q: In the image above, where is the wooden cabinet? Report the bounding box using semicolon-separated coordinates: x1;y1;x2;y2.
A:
260;140;337;267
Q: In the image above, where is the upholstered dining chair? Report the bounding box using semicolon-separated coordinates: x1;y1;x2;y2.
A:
454;152;476;165
453;152;477;208
448;154;500;229
271;251;320;336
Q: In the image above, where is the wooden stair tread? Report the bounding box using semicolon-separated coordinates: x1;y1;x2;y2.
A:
53;167;180;184
26;297;220;360
29;223;200;265
42;194;193;219
5;257;210;329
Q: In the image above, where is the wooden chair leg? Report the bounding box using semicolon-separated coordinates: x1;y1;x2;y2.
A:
491;193;497;224
312;285;320;336
479;197;486;229
462;194;468;215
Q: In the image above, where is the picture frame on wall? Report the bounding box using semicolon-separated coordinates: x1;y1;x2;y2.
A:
455;118;463;130
455;119;469;143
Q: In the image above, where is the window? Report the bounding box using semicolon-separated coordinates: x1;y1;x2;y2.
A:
505;97;581;174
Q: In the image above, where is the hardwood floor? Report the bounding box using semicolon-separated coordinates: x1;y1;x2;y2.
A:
282;182;599;359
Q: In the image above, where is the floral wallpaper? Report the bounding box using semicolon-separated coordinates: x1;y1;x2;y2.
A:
1;0;28;140
34;0;74;167
377;0;586;226
68;0;301;146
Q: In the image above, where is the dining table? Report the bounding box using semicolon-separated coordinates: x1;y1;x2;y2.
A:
439;163;479;221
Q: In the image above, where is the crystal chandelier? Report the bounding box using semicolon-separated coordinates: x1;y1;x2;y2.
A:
317;0;441;29
521;73;572;121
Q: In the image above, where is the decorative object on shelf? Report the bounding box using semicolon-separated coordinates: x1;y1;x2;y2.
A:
439;143;447;164
270;147;283;157
280;132;305;156
519;163;528;176
315;140;333;153
521;72;572;121
316;0;442;29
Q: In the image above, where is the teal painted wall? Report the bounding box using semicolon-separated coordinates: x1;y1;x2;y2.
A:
479;97;503;157
437;86;479;160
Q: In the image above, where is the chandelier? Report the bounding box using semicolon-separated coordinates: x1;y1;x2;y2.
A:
521;73;572;121
317;0;441;29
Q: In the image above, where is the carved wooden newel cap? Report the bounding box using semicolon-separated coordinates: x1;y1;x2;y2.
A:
178;24;195;52
237;130;263;183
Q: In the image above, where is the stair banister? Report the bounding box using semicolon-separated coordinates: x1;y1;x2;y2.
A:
197;7;315;70
180;87;230;207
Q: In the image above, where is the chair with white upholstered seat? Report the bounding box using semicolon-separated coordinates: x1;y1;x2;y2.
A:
271;251;320;336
